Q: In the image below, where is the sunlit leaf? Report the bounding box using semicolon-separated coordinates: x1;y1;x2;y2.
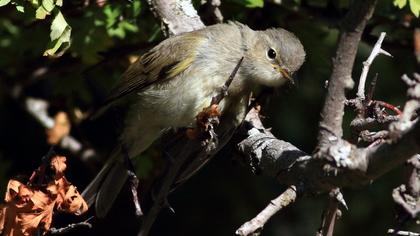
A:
120;21;138;32
55;0;62;6
50;11;68;41
35;6;49;19
245;0;264;8
42;0;55;12
103;4;121;28
394;0;407;8
0;0;10;7
15;4;24;12
409;0;419;17
44;26;71;56
44;11;71;56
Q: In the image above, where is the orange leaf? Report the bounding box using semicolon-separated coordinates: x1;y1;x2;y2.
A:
1;155;88;236
50;155;67;177
57;185;88;215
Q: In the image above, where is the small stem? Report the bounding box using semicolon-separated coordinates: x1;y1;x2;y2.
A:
49;217;93;235
317;188;345;236
357;32;391;99
374;100;403;115
236;186;298;236
388;229;420;236
211;57;244;105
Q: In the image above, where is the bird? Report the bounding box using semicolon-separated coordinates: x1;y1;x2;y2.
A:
82;21;305;218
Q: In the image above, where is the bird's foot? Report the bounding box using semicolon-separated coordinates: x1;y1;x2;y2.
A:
186;104;221;152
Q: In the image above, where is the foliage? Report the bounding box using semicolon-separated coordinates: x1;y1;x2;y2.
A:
394;0;420;17
0;155;87;236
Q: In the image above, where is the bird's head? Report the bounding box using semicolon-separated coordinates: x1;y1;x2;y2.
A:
243;28;305;87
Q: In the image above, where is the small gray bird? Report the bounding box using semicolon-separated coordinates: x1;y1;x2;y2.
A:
82;22;305;217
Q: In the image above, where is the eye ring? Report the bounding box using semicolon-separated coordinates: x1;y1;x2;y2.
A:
267;48;277;60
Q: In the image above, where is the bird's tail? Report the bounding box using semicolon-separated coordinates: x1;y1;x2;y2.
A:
82;146;128;218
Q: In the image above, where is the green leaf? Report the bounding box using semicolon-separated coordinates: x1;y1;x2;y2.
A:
393;0;407;8
35;6;49;19
50;11;68;40
55;0;62;6
44;26;71;56
132;0;141;17
0;0;11;7
103;5;121;28
409;0;419;17
42;0;55;12
245;0;264;8
45;11;72;56
15;5;24;12
120;21;138;32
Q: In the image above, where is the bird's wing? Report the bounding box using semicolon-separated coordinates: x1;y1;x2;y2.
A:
103;32;207;107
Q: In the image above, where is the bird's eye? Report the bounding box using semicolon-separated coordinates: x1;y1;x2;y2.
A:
267;48;277;60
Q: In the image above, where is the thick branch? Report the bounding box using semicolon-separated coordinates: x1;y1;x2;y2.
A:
236;109;420;192
147;0;205;36
318;0;377;145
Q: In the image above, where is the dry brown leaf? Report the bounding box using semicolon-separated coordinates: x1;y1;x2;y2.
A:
0;155;88;236
50;155;67;177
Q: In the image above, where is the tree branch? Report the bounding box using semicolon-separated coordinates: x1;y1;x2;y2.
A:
317;0;377;145
235;186;299;236
316;189;344;236
146;0;205;36
236;108;420;191
356;32;391;100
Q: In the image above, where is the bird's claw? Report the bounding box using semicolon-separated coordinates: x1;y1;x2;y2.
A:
186;104;221;152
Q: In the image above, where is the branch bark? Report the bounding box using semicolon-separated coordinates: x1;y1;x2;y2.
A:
316;189;343;236
317;0;377;146
147;0;205;36
236;108;420;191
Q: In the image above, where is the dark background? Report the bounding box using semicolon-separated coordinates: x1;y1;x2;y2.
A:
0;0;419;235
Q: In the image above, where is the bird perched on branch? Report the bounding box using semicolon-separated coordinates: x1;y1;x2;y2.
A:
82;22;305;218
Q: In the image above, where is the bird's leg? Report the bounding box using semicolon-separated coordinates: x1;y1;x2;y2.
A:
121;146;143;216
186;57;244;152
186;104;221;152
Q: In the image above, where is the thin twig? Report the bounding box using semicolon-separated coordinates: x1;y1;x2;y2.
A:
49;216;94;235
350;116;399;131
317;188;346;236
357;32;392;100
235;186;299;236
373;100;403;115
317;0;377;145
211;57;244;105
388;229;420;236
366;73;379;103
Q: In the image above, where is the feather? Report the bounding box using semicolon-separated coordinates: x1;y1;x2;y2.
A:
94;33;207;117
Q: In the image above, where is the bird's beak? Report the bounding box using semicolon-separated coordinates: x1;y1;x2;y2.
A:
276;66;294;85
